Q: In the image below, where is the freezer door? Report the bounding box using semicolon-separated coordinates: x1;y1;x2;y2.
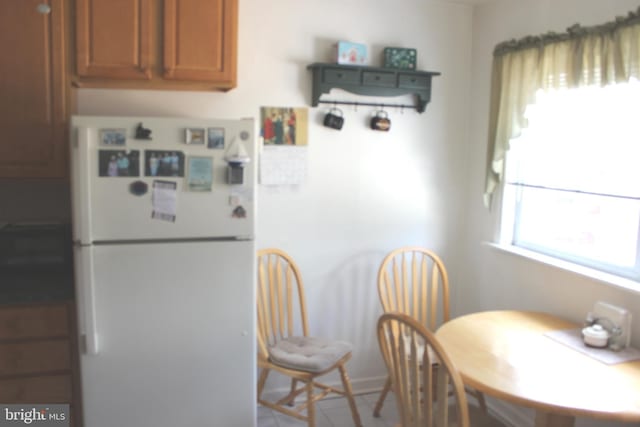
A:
70;116;256;243
78;240;256;427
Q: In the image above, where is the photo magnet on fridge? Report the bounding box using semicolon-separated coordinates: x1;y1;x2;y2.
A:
144;150;185;177
186;156;213;191
207;128;225;149
98;150;140;177
185;128;206;144
99;128;127;146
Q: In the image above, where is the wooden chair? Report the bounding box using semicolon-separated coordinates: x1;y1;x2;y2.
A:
378;312;469;427
373;246;487;417
256;248;362;427
377;313;506;427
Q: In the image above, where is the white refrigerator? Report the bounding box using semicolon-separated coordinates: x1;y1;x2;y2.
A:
70;116;256;427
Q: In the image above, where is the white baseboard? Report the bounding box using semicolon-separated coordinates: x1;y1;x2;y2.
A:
260;375;387;403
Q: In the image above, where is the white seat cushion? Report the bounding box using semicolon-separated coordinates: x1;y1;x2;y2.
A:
268;336;352;373
403;338;439;365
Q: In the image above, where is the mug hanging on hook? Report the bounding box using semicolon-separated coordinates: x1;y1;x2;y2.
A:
323;107;344;130
370;109;391;132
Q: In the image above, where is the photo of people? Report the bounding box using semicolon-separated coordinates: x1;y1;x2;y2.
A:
207;128;225;149
98;150;140;177
144;150;185;177
260;107;308;146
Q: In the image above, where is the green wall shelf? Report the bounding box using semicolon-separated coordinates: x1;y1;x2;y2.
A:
307;63;441;113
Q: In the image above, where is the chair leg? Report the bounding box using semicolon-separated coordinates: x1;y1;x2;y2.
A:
474;389;488;414
286;379;299;406
306;381;316;427
339;364;363;427
257;368;270;400
373;375;392;417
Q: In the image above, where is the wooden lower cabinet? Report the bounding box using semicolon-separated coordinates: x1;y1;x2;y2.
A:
0;375;72;403
0;302;81;427
0;341;70;377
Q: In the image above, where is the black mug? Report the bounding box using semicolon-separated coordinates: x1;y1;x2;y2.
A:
370;110;391;131
323;108;344;130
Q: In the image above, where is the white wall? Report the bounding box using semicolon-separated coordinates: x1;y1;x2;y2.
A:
465;1;640;426
77;0;473;394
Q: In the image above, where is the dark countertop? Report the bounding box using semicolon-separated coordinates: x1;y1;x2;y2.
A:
0;221;74;305
0;271;74;305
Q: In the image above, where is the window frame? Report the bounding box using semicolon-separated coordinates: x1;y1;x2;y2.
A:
498;82;640;283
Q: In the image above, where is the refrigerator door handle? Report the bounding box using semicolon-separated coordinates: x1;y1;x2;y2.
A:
74;244;99;355
71;127;94;244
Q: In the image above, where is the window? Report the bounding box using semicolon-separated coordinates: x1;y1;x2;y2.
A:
500;79;640;281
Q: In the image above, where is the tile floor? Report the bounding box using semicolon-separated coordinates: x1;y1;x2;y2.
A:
257;392;399;427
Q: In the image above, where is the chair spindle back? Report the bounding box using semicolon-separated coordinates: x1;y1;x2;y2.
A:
256;248;309;360
377;312;469;427
378;247;450;331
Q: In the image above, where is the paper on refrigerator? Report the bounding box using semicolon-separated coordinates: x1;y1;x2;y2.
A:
152;180;178;222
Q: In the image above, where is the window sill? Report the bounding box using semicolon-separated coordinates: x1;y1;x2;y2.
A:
485;242;640;295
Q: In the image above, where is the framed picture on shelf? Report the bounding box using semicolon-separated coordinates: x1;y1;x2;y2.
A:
383;47;417;70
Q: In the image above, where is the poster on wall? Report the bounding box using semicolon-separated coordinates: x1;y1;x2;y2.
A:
259;106;309;186
260;107;308;146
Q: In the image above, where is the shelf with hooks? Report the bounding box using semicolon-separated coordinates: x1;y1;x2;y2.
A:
316;99;416;112
307;63;441;113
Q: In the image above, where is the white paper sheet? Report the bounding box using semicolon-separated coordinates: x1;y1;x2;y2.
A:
545;328;640;365
152;180;177;222
259;146;307;186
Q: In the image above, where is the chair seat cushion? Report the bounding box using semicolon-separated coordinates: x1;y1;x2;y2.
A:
268;336;352;373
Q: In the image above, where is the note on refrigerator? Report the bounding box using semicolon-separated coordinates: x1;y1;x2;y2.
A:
152;180;177;222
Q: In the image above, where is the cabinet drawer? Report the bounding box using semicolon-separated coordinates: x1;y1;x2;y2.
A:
0;340;70;376
323;68;360;84
398;74;430;89
362;71;396;87
0;305;69;340
0;375;72;403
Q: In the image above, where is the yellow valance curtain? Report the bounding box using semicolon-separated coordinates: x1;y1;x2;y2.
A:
484;8;640;208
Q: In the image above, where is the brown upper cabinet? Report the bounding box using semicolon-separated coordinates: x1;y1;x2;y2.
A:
0;0;69;178
75;0;152;81
74;0;238;91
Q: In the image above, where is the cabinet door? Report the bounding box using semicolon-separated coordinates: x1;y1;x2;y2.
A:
163;0;237;87
76;0;152;80
0;0;67;177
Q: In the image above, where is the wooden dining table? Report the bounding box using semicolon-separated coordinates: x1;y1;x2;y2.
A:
435;310;640;427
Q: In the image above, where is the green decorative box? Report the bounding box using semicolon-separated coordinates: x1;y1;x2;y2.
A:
383;47;417;70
